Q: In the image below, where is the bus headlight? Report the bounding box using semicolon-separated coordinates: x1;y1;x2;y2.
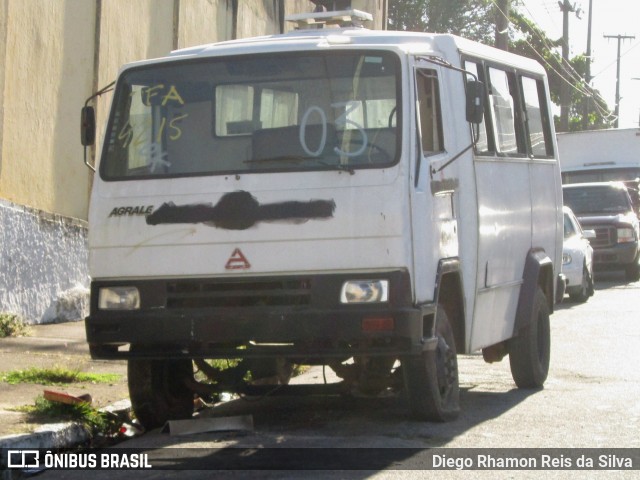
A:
562;253;572;265
340;280;389;304
98;286;140;310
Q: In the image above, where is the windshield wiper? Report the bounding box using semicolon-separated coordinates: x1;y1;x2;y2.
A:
244;155;355;175
244;155;317;164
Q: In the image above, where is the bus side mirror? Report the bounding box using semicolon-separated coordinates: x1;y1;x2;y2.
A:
81;106;96;146
466;80;485;124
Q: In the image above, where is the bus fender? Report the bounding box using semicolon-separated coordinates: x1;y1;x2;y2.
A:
433;258;466;354
513;249;553;336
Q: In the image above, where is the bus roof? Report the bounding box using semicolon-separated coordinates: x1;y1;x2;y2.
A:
120;27;545;76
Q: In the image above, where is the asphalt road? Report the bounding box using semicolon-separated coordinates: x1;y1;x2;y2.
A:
23;271;640;479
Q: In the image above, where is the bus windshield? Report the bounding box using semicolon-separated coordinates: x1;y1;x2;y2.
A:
100;51;400;180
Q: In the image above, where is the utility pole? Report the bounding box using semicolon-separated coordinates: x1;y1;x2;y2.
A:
604;34;636;128
495;0;510;51
581;0;593;130
558;0;577;132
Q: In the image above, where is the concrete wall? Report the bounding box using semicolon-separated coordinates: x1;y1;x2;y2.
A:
92;0;177;163
0;199;89;324
0;0;94;220
0;0;7;179
0;0;385;323
178;0;232;48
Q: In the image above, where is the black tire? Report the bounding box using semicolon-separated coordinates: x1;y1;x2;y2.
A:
128;351;194;430
568;264;591;303
402;305;460;421
508;287;550;388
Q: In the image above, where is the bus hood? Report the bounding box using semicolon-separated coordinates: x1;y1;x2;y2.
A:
88;183;409;279
577;212;638;227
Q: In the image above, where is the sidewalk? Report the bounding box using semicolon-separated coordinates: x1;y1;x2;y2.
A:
0;321;129;446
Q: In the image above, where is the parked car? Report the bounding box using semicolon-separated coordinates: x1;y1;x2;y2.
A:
562;206;595;302
563;182;640;282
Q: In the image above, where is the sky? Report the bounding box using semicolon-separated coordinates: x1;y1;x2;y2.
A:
519;0;640;128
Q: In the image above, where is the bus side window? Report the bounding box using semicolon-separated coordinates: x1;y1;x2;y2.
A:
464;60;490;154
520;76;554;158
488;67;527;156
416;69;444;154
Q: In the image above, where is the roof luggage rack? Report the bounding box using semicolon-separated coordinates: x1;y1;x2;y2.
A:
285;9;373;29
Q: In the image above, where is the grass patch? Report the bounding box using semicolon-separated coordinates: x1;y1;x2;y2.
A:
2;366;121;385
13;395;119;435
0;312;30;338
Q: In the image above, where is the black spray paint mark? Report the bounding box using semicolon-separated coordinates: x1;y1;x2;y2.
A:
146;190;336;230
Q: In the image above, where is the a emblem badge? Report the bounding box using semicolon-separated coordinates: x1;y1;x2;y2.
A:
225;248;251;270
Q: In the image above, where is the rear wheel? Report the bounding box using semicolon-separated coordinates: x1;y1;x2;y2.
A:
508;287;550;388
402;305;459;421
568;264;592;303
128;349;194;430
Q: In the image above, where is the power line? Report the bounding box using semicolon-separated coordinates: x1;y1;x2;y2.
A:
505;1;616;122
521;3;585;87
498;1;583;89
493;1;601;104
591;39;640;79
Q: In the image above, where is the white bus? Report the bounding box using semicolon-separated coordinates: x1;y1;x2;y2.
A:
81;10;563;428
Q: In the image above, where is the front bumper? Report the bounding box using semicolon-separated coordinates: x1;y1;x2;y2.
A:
562;262;582;289
85;271;436;360
593;242;639;269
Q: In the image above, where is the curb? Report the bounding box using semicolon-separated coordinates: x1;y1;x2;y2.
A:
0;422;90;450
0;399;131;450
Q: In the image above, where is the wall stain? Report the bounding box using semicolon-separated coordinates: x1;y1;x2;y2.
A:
146;190;336;230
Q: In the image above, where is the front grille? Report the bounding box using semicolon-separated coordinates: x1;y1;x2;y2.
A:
591;226;615;248
166;278;312;309
594;252;618;263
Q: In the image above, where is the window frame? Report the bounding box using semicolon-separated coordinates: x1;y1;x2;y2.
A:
99;50;403;182
486;65;527;157
415;67;445;156
461;55;555;160
519;75;555;159
463;59;493;154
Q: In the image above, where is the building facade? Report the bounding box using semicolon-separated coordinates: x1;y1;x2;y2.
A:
0;0;386;323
